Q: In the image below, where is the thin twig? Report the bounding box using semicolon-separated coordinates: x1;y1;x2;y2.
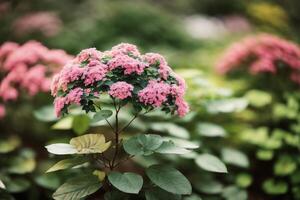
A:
94;103;115;132
114;155;135;168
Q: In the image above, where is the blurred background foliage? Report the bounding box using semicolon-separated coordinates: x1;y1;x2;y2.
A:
1;0;300;199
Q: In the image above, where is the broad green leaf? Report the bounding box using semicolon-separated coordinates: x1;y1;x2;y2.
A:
35;174;61;190
72;114;90;135
104;190;129;200
155;141;191;155
184;194;202;200
221;148;249;168
123;134;163;156
163;137;199;149
195;154;227;173
0;136;21;153
92;110;113;122
0;180;5;189
108;172;143;194
274;156;297;176
262;179;288;195
205;98;248;114
222;186;247;200
52;117;74;130
47;157;88;173
194;179;223;194
145;188;181;200
5;178;30;193
149;123;190;139
256;150;273;160
8;156;36;174
53;175;102;200
245;90;272;107
46;144;78;155
197;123;226;137
34;105;57;122
235;173;252;188
146;165;192;195
70;133;111;154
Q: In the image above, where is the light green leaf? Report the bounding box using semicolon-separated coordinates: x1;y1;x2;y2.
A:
146;165;192;195
262;179;288;195
221;148;249;168
123;134;163;156
206;98;248;114
92;110;113;122
70;133;111;154
194;179;223;194
145;188;181;200
195;154;227;173
0;180;5;189
163;137;199;149
8;156;36;174
184;194;202;200
256;150;274;160
53;175;102;200
155;141;191;155
222;186;247;200
108;172;143;194
197;123;226;137
274;156;297;176
149;123;190;139
0;136;21;153
72;114;90;135
52;117;74;130
34;105;57;122
245;90;272;107
93;170;106;181
45;144;78;155
35;174;61;190
46;157;88;173
235;173;252;188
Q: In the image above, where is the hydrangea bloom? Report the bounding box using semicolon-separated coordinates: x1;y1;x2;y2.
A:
0;40;72;117
216;34;300;84
51;43;189;117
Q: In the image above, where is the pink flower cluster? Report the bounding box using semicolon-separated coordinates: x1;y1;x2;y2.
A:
216;34;300;84
12;12;62;37
51;43;189;117
0;40;72;118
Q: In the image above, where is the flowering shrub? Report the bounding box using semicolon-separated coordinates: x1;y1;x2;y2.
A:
51;43;189;117
217;34;300;85
46;43;195;200
0;40;72;118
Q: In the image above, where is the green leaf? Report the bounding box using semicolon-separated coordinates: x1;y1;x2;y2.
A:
274;155;297;176
163;137;199;149
34;105;57;122
8;156;36;174
197;123;226;137
123;134;163;156
0;136;21;153
205;98;248;114
93;170;106;181
52;117;74;130
5;178;30;193
221;148;249;168
184;194;202;200
0;179;5;189
72;114;90;135
222;186;247;200
262;179;288;195
256;150;273;160
108;172;143;194
194;179;223;194
146;165;192;195
245;90;272;107
235;173;252;188
149;123;190;139
92;110;113;122
35;174;61;190
47;157;88;173
45;144;78;155
195;154;227;173
70;133;111;154
104;190;129;200
155;141;191;155
145;188;181;200
53;175;102;200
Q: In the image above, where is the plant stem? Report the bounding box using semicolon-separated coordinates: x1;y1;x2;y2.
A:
111;99;120;169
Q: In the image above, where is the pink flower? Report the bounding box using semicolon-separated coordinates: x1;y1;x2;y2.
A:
175;96;190;117
0;42;19;61
110;43;140;57
109;81;133;100
143;53;171;79
107;55;147;75
75;48;102;63
65;87;83;105
57;63;84;92
54;97;66;117
138;80;171;107
83;62;108;86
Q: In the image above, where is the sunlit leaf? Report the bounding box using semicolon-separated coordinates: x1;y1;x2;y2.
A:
72;114;90;135
34;105;57;122
93;170;106;181
8;149;36;174
195;154;227;173
262;179;288;195
235;173;252;188
70;133;111;154
53;175;102;200
149;123;190;139
108;172;143;194
0;136;21;153
52;117;73;130
245;90;272;107
197;123;226;137
194;179;223;194
92;110;113;123
155;141;191;155
221;148;249;168
205;98;248;114
45;144;78;155
146;165;192;195
46;157;88;173
0;180;5;189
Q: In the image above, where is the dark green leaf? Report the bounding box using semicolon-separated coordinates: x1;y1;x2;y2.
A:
145;188;181;200
92;110;113;123
108;172;143;194
72;114;90;135
195;154;227;173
